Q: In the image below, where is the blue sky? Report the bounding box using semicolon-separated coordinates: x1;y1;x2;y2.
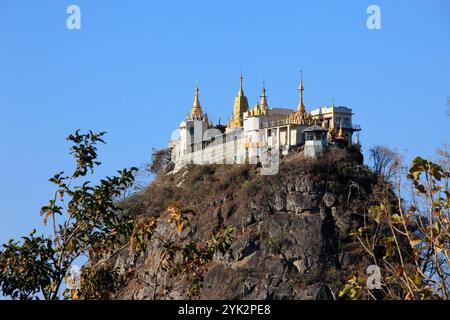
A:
0;0;449;245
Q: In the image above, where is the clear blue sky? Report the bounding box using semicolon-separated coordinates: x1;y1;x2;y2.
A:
0;0;449;244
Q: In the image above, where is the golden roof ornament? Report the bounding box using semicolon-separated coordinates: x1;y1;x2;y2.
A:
250;100;261;116
260;82;268;114
189;81;204;119
288;71;310;124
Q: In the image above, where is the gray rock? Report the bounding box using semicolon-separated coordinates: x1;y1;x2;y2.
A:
322;192;336;208
286;193;317;213
272;191;287;211
200;263;244;300
230;233;260;261
106;151;379;301
273;282;293;300
295;284;332;300
295;176;317;193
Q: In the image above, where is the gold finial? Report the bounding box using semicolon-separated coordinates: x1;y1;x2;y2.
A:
189;81;203;119
299;70;303;90
260;81;268;112
238;74;244;96
297;70;305;114
194;80;200;105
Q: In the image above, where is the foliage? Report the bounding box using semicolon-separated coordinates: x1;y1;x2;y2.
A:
264;231;286;254
75;266;126;300
341;156;450;300
175;223;234;297
138;204;234;299
130;216;157;255
167;203;192;234
0;230;56;299
0;130;152;300
301;269;322;287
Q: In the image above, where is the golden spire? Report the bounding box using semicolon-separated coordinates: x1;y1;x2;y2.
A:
231;74;249;127
289;71;309;124
194;81;200;107
189;81;203;119
297;71;305;114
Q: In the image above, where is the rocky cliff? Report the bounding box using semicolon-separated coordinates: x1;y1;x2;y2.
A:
99;148;390;300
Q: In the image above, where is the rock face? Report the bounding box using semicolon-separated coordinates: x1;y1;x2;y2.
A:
107;149;381;300
200;211;336;300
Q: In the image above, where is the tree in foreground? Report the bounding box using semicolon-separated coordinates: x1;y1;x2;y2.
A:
0;130;233;300
341;155;450;299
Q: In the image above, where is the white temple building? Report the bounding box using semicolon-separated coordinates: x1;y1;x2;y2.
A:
168;74;361;171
